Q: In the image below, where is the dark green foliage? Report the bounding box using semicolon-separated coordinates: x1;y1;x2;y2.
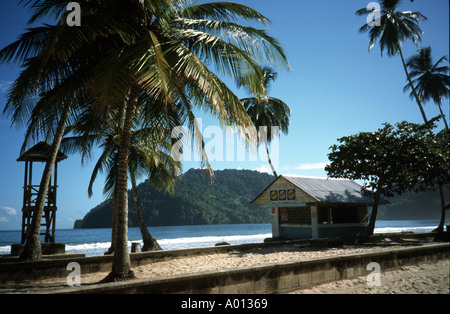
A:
378;188;450;220
74;169;274;228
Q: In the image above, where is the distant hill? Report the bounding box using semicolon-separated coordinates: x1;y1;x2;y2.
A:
378;187;450;220
74;169;275;228
74;169;450;229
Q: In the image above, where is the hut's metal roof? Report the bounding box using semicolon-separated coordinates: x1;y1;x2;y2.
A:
17;141;68;162
255;175;387;205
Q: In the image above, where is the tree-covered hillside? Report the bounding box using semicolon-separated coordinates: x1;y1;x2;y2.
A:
74;169;275;228
378;188;450;220
74;168;450;229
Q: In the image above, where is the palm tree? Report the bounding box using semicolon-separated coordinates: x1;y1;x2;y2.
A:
404;47;450;129
403;47;450;233
240;67;290;177
1;0;289;281
356;0;428;121
85;0;288;282
1;18;99;261
62;102;182;253
356;3;449;234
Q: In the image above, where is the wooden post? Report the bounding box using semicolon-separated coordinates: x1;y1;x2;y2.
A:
271;207;280;238
52;162;58;243
131;242;141;253
311;204;319;239
23;161;28;206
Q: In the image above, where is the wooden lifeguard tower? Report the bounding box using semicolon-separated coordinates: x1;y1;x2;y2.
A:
17;141;67;244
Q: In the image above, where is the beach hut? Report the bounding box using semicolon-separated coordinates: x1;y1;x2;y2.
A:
252;175;382;240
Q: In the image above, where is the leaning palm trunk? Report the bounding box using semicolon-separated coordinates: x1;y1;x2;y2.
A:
105;195;117;255
130;174;162;251
437;185;446;233
105;86;139;282
398;47;428;122
400;49;449;233
400;48;447;233
264;140;278;177
436;119;449;233
19;104;71;261
437;104;449;131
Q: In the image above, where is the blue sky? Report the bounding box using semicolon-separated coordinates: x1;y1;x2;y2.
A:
0;0;448;230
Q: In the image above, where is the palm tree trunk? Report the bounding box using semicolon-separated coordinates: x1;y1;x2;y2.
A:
400;53;449;235
435;104;449;233
265;140;278;177
105;195;117;255
398;47;428;122
105;85;139;282
368;183;382;236
19;104;71;261
401;49;448;235
437;103;449;130
435;185;446;233
130;173;162;251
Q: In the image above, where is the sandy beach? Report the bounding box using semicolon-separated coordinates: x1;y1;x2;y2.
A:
1;242;449;294
291;259;449;294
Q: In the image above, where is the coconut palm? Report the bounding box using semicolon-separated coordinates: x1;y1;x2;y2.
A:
403;46;450;233
1;19;102;261
240;66;290;177
62;101;182;253
404;47;450;129
1;0;289;280
356;0;428;121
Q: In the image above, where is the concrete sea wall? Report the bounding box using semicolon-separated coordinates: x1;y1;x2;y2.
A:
1;234;448;293
54;242;449;294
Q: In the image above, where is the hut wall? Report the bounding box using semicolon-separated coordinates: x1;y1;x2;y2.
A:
318;224;369;238
252;177;316;205
280;226;313;239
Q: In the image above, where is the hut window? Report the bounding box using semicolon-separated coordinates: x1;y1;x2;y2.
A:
318;207;332;224
332;207;360;223
280;207;311;225
319;206;366;224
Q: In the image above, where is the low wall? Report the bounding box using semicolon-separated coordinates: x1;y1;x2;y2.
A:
51;243;449;294
0;240;304;283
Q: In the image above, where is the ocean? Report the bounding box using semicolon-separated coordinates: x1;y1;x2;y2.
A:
0;220;448;257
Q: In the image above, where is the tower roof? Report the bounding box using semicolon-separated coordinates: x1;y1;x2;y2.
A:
17;141;68;162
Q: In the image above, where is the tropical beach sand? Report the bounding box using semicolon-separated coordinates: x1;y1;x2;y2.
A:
291;259;449;294
1;243;449;294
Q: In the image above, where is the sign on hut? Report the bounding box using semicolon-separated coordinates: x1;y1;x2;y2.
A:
252;175;384;240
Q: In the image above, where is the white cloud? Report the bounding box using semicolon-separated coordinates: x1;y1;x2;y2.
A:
0;206;17;216
253;165;273;174
293;162;328;170
0;206;17;224
254;162;328;175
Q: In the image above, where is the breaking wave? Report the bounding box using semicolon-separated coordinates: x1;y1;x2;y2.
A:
63;233;272;256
